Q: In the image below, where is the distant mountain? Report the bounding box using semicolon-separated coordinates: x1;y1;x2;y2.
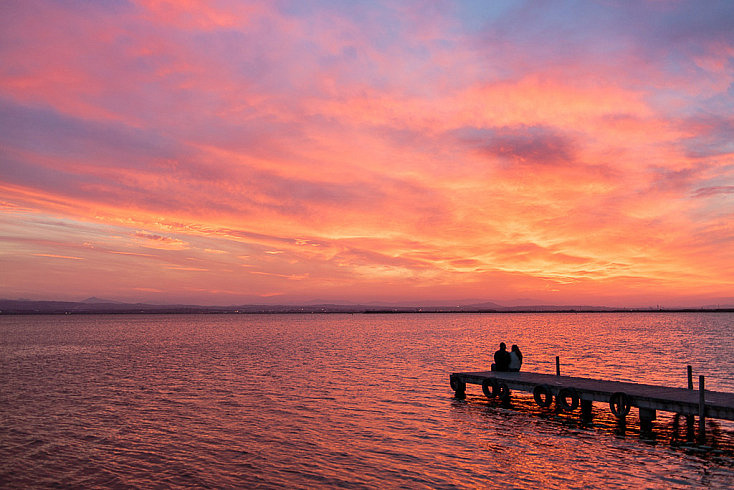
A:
354;299;503;308
81;297;125;304
702;303;734;309
463;301;507;310
300;299;359;306
1;298;731;315
504;304;616;312
0;299;237;315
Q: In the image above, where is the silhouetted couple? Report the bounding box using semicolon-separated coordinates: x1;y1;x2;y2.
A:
491;342;523;372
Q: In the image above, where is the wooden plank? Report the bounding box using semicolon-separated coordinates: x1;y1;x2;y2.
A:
450;370;734;421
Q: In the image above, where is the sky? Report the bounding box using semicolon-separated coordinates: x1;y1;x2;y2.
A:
1;0;733;307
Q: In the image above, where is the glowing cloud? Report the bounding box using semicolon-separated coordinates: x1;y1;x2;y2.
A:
1;0;733;306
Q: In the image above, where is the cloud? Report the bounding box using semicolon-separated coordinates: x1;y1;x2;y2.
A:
692;186;734;198
0;98;180;167
681;115;734;158
457;125;576;167
31;253;84;260
133;231;190;250
249;271;309;280
2;0;733;305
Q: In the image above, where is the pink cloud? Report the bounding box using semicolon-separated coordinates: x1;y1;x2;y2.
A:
693;186;734;198
31;253;84;260
1;1;733;305
133;231;189;250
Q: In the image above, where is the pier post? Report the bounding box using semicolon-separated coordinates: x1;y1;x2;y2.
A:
450;374;466;400
639;408;656;433
686;366;694;440
555;356;560;376
581;399;593;422
698;375;706;444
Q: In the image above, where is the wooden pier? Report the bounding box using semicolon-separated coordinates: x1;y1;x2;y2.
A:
449;368;734;441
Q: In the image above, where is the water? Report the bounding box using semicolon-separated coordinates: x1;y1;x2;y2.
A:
1;312;733;488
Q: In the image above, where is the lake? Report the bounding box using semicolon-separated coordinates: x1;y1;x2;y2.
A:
1;312;733;487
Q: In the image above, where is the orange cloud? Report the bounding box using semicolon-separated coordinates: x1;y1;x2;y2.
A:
133;231;190;250
1;1;733;306
31;253;84;260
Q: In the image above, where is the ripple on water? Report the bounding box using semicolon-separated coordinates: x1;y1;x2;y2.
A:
0;312;733;488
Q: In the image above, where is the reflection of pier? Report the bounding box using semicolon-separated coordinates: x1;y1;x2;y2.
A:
449;365;734;443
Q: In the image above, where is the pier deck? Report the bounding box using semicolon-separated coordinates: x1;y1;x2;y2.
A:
450;371;734;421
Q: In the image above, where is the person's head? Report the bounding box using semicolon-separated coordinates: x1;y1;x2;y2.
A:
512;344;519;352
499;342;506;350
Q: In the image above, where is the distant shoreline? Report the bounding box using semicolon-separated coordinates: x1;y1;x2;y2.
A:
1;299;732;315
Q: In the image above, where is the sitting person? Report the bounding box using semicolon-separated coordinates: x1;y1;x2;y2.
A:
509;344;523;372
491;342;511;371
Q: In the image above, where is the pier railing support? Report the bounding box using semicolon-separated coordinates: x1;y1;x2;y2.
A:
698;375;706;444
555;356;560;376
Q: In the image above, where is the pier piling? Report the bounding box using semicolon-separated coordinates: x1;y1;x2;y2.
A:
639;407;656;432
581;399;593;421
686;366;694;440
699;375;706;443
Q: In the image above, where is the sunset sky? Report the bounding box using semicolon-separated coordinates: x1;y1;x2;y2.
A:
1;0;733;307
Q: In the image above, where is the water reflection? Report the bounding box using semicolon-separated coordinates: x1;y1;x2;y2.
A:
1;313;733;487
457;394;734;487
461;390;734;458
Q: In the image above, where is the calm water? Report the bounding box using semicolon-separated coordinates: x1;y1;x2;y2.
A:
1;312;733;488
